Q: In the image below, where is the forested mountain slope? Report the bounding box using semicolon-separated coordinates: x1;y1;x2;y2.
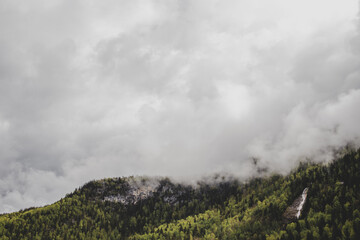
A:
0;148;359;240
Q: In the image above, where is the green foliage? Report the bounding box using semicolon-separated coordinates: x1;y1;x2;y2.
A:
0;148;359;239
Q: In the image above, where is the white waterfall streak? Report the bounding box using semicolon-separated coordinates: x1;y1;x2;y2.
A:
296;188;308;219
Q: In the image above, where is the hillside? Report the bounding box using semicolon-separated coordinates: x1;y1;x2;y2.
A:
0;148;359;240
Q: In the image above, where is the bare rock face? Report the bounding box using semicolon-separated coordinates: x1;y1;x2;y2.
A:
101;177;188;205
103;183;156;205
283;188;308;222
103;178;159;205
81;175;240;207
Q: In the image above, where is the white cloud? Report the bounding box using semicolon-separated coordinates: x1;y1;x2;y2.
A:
0;0;359;212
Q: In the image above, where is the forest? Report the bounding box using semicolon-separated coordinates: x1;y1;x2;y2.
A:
0;147;359;239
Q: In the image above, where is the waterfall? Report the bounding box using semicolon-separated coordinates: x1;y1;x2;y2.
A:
296;188;308;219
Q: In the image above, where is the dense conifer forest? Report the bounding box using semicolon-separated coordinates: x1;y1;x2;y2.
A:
0;147;359;239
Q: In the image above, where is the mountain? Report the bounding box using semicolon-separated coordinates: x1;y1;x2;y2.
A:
0;148;359;240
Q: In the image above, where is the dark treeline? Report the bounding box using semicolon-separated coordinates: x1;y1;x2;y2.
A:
0;148;359;239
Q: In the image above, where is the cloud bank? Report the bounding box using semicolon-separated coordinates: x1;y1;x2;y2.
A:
0;0;359;212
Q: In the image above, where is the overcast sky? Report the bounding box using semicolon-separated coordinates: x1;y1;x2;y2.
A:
0;0;359;213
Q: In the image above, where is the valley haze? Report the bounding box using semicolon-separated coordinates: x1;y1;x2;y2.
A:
0;0;360;213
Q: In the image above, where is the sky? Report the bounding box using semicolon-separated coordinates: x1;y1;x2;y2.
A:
0;0;359;213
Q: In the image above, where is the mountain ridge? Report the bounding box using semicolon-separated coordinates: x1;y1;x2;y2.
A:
0;148;359;239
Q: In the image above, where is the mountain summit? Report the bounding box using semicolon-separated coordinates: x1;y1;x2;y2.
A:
0;148;359;239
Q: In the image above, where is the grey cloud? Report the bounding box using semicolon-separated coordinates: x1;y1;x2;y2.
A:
0;0;359;213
